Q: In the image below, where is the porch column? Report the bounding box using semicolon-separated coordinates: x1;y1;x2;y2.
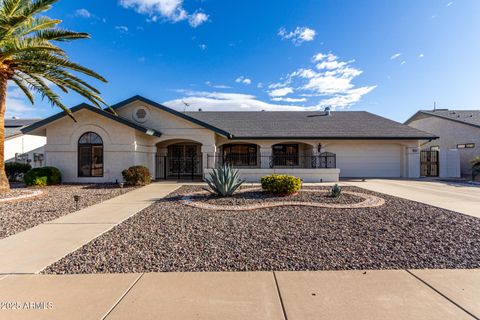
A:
260;147;272;169
201;145;217;173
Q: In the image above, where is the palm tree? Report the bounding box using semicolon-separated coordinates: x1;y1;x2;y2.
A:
0;0;108;192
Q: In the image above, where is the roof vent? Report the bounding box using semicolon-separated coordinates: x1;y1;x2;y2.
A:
198;108;202;112
324;107;331;116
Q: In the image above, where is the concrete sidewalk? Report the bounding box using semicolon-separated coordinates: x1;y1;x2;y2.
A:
0;183;180;274
0;269;478;320
344;179;480;218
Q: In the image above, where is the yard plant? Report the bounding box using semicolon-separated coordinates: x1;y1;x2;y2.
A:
0;0;108;192
206;164;244;197
122;166;152;186
5;162;31;181
330;184;342;198
261;174;302;195
23;166;61;186
471;156;480;181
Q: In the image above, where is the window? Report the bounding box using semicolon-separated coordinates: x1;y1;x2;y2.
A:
272;144;299;166
78;132;103;177
222;144;257;166
457;143;475;149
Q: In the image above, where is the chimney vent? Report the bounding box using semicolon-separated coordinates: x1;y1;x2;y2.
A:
324;107;331;116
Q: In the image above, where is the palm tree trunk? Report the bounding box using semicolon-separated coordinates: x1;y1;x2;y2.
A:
0;75;10;193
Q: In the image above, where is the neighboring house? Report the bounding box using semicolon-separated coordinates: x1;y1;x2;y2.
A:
22;96;437;183
405;109;480;177
4;118;46;168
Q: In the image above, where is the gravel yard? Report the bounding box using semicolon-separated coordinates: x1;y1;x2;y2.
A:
44;185;480;274
0;184;137;239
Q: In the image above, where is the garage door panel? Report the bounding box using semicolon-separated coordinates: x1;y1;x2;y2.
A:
328;144;402;178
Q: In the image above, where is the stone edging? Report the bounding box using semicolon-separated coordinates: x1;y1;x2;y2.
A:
0;189;45;203
180;188;385;211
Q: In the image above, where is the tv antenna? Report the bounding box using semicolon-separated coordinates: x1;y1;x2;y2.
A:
182;100;190;113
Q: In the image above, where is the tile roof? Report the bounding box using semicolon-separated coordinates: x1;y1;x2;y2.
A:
409;110;480;128
4;118;42;138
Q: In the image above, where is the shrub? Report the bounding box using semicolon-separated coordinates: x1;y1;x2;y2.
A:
206;164;244;197
330;184;342;198
24;167;61;186
471;156;480;181
32;176;48;187
122;166;152;186
261;174;301;195
5;162;31;182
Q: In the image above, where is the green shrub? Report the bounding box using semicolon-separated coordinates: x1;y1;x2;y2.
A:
471;156;480;181
122;166;151;186
5;162;31;181
32;176;48;187
206;164;244;197
261;174;302;195
24;167;61;186
330;184;342;198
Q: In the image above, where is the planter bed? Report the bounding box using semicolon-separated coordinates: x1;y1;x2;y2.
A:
44;185;480;274
0;184;137;239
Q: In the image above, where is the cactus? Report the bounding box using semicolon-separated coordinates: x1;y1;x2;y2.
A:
330;184;342;198
206;164;244;197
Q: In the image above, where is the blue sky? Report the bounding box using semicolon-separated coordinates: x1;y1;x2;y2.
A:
6;0;480;122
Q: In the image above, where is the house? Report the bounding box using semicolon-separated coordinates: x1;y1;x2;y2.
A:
405;109;480;177
21;96;437;183
4;118;46;168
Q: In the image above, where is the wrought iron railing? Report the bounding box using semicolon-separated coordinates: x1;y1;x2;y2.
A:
207;152;336;169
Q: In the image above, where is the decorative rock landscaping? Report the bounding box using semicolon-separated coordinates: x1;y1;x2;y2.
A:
44;185;480;274
180;188;385;211
0;184;137;239
0;188;44;203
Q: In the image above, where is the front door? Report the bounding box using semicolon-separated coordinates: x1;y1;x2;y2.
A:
155;144;202;180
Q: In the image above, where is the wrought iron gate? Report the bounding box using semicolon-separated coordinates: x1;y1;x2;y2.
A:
155;156;202;180
420;150;439;177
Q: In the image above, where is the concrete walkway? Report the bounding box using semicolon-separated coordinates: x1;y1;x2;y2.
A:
344;179;480;218
0;183;180;274
0;269;478;320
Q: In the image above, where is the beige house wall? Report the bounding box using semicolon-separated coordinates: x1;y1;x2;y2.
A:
408;116;480;176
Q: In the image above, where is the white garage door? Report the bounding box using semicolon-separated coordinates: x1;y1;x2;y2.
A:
328;143;402;178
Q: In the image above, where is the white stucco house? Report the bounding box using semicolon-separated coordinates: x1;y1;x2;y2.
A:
405;109;480;177
4;118;46;168
21;96;438;183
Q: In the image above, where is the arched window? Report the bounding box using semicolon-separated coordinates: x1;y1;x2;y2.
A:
78;132;103;177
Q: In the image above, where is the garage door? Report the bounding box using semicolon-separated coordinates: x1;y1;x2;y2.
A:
327;144;402;178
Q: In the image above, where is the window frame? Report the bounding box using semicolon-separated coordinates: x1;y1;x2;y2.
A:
272;144;300;167
78;132;104;178
222;144;258;167
457;143;475;149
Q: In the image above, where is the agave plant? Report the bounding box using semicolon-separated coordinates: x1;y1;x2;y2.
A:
206;164;244;197
330;184;342;198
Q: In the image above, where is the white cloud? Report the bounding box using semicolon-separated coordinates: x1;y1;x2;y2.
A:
271;97;307;103
205;81;231;89
418;53;425;58
267;52;376;109
189;12;209;28
115;25;129;33
269;87;294;97
278;27;316;46
199;43;207;50
235;76;252;85
75;8;92;18
390;53;402;60
5;84;34;118
164;90;307;111
401;60;406;65
446;1;454;7
119;0;208;27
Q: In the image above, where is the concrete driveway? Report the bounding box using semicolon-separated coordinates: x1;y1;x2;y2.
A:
344;179;480;219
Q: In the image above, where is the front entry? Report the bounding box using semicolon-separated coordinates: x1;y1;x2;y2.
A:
155;143;202;180
420;150;439;177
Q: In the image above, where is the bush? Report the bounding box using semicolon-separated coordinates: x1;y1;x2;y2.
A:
330;184;342;198
206;164;244;197
471;156;480;181
24;167;61;186
261;174;302;195
122;166;151;186
5;162;31;182
32;176;48;187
